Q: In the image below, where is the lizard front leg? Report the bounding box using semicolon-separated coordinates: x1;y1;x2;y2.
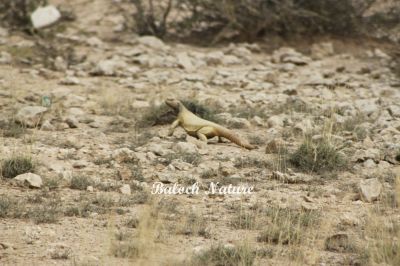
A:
168;119;180;136
218;136;228;143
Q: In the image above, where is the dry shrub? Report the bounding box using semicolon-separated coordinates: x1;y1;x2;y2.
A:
0;0;47;29
290;137;346;173
138;99;218;127
1;155;35;179
129;0;173;38
190;244;255;266
126;0;376;43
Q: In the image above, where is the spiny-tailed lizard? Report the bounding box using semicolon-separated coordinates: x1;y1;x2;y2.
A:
165;98;256;150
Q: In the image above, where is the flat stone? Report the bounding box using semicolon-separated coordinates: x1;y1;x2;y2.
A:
65;116;79;128
14;173;42;188
60;76;80;85
267;115;284;128
92;58;127;76
359;178;382;202
40;120;55;131
112;148;137;163
72;160;88;169
16;106;47;127
157;172;178;183
119;184;131;195
0;51;12;64
170;159;193;170
173;142;198;154
354;99;379;116
137;36;167;50
177;52;194;71
31;6;61;29
147;143;169;156
363;159;376;168
388;105;400;117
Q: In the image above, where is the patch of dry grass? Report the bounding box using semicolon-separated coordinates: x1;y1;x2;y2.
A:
69;175;94;190
189;243;256;266
227;104;267;120
360;175;400;265
138;99;219;127
110;240;139;258
1;154;35;178
257;206;320;245
0;192;64;224
29;198;62;224
137;103;175;127
230;210;259;230
110;198;162;263
0;196;23;218
290;136;345;173
361;214;399;265
0;119;26;138
99;91;135;118
161;151;202;166
234;156;270;169
177;211;210;237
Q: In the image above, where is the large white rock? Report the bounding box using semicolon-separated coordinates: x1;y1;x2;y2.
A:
354;99;379;116
0;51;12;64
359;178;382;202
147;143;169;156
31;6;61;29
173;142;198;154
112;148;137;163
267;115;284;128
388;105;400;118
16;106;47;127
157;172;178;183
92;58;127;76
311;42;334;59
137;36;166;50
177;52;194;71
14;173;42;188
119;184;131;195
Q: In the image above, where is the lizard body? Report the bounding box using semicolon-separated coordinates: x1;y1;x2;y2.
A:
165;98;256;150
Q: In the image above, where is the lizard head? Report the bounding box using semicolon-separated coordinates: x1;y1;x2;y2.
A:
165;98;182;111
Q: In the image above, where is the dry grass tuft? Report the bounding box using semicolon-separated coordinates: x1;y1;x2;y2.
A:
110;198;164;264
189;243;256;266
1;155;35;178
138;103;176;127
69;175;94;190
290;137;345;173
0;196;23;218
161;151;202;166
177;211;209;237
234;156;270;169
138;99;219;127
1;119;26;138
257;206;320;245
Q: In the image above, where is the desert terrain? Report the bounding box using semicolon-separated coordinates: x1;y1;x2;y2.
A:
0;0;399;265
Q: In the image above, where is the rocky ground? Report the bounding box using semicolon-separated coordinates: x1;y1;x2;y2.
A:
0;1;400;266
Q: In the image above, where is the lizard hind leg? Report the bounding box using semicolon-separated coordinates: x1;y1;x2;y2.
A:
197;126;216;142
197;132;208;142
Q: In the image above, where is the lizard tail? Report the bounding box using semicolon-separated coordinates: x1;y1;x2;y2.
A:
215;127;256;150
